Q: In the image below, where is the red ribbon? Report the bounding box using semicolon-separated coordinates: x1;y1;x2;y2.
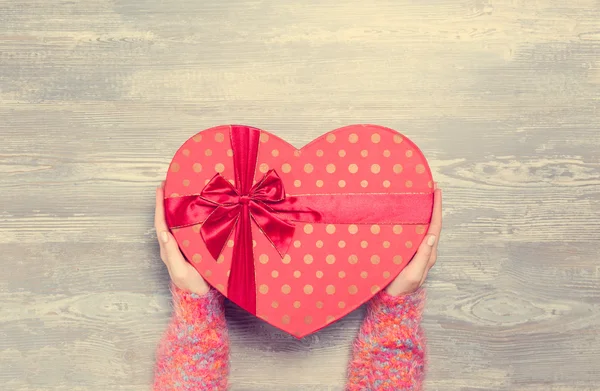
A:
200;170;298;260
165;125;433;315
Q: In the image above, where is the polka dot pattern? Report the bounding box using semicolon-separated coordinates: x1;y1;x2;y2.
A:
164;124;433;338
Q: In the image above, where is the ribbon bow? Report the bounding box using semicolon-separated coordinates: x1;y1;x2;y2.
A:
200;169;295;262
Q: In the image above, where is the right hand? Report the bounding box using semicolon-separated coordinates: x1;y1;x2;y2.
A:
155;181;210;295
385;182;442;297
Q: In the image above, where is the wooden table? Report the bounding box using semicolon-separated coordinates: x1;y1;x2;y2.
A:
1;1;599;389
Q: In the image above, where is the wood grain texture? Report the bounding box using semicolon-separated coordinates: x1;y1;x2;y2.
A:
1;0;599;390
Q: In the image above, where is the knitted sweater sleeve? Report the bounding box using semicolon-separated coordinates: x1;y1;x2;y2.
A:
153;283;230;391
345;286;427;391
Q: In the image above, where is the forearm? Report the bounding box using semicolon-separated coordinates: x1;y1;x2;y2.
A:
153;283;230;391
346;286;427;391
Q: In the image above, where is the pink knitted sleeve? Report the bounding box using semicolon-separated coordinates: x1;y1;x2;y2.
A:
345;286;427;391
153;283;230;391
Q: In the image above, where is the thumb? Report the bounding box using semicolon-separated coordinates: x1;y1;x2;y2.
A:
159;230;188;269
403;234;436;276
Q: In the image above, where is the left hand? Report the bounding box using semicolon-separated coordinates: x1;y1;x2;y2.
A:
155;181;211;296
385;182;443;297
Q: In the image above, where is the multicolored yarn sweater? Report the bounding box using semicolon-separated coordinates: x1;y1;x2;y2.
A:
153;283;427;390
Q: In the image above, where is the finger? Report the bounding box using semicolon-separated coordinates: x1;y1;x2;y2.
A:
154;185;167;259
160;229;188;273
425;238;438;269
403;233;436;277
429;247;437;269
427;187;442;240
154;184;168;233
426;187;441;265
159;244;168;265
154;183;174;269
419;268;430;287
420;247;437;285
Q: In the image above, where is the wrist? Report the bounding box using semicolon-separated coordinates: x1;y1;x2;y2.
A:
171;280;210;297
385;283;421;297
369;285;427;319
171;282;212;298
385;287;415;297
170;283;226;321
189;284;211;296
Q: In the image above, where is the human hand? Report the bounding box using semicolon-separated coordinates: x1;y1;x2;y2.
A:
154;181;210;296
385;183;442;297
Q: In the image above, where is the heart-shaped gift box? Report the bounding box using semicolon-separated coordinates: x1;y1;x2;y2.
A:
164;124;433;338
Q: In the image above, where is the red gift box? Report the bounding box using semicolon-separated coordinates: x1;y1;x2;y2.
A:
164;124;433;338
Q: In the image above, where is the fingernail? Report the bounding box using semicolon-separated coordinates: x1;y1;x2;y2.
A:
427;235;436;246
161;231;169;243
434;182;438;190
